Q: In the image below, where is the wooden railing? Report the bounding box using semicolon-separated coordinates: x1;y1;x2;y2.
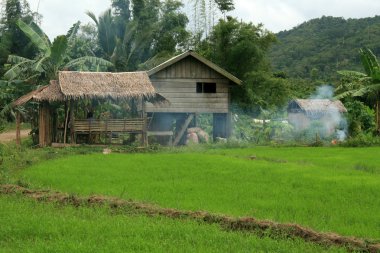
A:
73;118;146;133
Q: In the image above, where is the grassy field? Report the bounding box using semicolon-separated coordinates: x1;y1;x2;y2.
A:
19;147;380;241
0;195;346;253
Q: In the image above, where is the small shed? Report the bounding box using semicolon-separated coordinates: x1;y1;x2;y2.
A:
145;50;242;145
288;99;347;133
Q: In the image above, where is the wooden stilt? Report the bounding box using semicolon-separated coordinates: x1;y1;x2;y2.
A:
16;111;21;146
173;114;194;146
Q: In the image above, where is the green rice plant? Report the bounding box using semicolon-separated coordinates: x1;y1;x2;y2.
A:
19;147;380;240
0;195;346;253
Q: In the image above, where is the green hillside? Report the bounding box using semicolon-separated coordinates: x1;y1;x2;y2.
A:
269;16;380;81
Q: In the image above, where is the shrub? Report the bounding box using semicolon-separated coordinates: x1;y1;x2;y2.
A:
340;133;380;147
344;100;376;137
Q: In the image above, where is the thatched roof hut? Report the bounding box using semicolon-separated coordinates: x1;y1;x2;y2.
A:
288;99;347;118
59;71;156;100
288;99;347;133
12;71;163;106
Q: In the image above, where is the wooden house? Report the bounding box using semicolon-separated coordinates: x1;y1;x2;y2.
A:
145;50;242;145
288;99;347;134
12;50;241;147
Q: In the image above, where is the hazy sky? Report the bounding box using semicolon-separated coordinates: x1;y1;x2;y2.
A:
26;0;380;39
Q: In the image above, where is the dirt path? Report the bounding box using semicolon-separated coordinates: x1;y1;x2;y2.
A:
0;129;30;143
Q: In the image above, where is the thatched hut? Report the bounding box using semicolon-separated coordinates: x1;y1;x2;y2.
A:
13;71;164;147
288;99;347;133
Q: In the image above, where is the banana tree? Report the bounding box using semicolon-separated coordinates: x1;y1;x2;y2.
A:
1;20;114;140
336;48;380;133
4;19;113;83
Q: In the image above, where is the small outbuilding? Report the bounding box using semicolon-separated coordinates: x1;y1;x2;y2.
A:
287;99;347;134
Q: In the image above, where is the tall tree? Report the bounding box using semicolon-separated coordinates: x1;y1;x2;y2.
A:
0;20;113;119
196;17;291;112
4;20;113;83
152;0;189;55
89;0;189;71
336;48;380;133
0;0;38;75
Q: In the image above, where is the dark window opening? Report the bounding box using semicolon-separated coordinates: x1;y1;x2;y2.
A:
196;82;216;93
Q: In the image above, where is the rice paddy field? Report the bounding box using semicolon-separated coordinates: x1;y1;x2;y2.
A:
2;146;380;252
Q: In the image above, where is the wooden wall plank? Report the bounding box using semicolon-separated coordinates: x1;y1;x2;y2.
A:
153;87;229;93
163;97;228;103
147;103;228;109
158;93;227;98
151;78;229;83
146;107;228;113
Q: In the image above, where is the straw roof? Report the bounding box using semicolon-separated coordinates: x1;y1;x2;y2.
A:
33;80;65;102
289;99;347;115
12;81;65;107
12;71;169;107
12;85;47;107
59;71;156;100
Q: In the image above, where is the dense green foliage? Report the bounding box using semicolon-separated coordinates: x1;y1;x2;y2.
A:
269;16;380;81
196;17;295;112
19;147;380;239
87;0;189;71
336;48;380;133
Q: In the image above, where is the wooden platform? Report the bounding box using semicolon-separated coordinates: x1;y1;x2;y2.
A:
74;118;146;133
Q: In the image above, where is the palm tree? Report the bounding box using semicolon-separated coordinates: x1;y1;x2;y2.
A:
1;20;113;133
336;48;380;133
4;19;113;83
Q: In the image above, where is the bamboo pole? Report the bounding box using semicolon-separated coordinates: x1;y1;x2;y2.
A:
16;111;21;146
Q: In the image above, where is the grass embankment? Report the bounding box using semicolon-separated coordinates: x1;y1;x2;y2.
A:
0;195;345;253
19;147;380;240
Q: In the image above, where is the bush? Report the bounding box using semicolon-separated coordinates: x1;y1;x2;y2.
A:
340;133;380;147
344;100;376;137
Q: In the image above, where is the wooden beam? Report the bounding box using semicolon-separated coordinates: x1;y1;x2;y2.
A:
173;114;194;146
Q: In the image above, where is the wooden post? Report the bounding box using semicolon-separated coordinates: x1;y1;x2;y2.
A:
142;97;148;147
70;100;75;144
39;104;46;147
16;111;21;146
63;101;69;144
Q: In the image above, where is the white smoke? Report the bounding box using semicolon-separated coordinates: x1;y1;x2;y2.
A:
311;85;334;99
312;85;347;141
289;85;348;142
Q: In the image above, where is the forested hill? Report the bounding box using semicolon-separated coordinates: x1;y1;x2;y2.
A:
269;16;380;81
